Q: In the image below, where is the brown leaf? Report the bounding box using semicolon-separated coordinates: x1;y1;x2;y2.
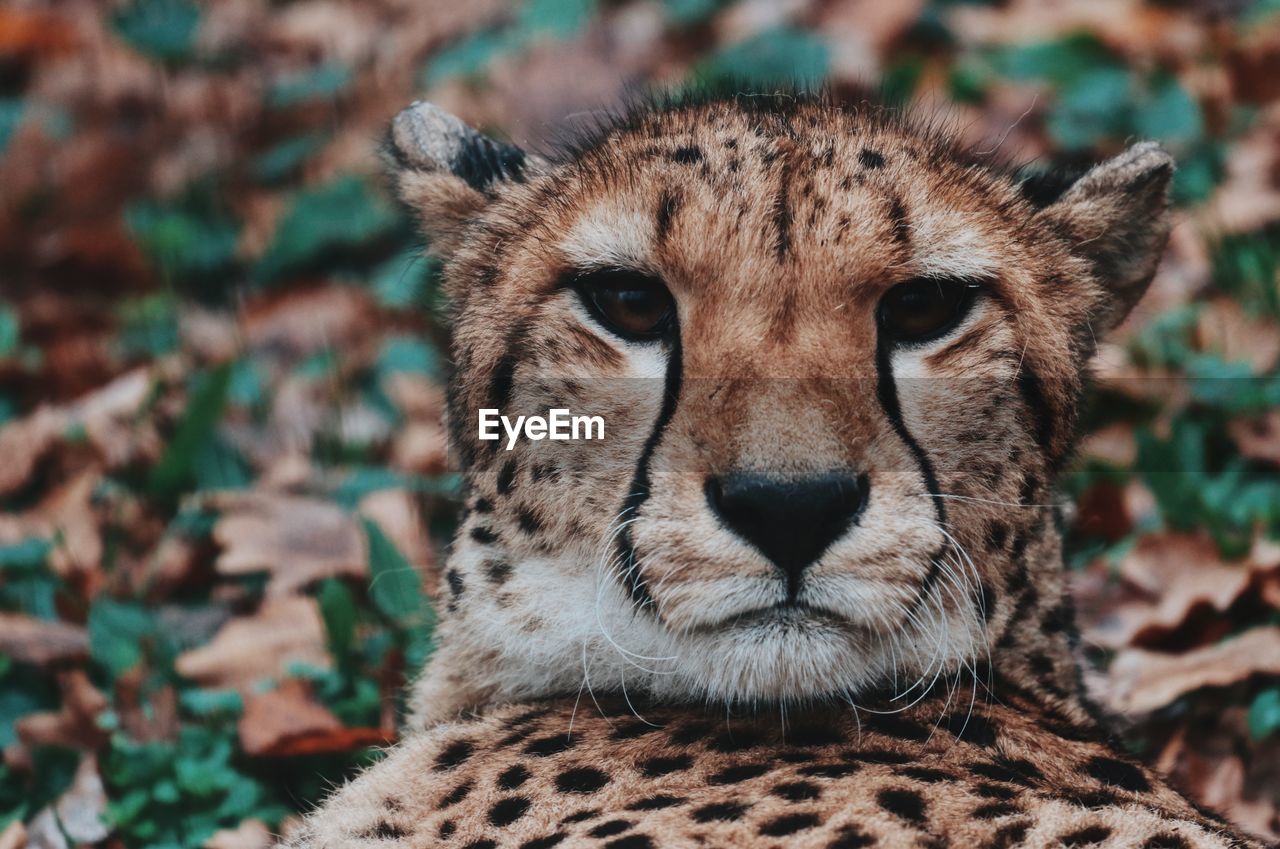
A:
25;756;108;849
209;492;366;597
1196;298;1280;375
1103;626;1280;714
0;614;89;666
175;596;330;689
15;670;108;752
0;820;25;849
1229;409;1280;467
203;820;272;849
238;679;342;756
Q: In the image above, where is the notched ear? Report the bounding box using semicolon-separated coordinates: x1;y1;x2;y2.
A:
1034;142;1175;330
384;101;543;256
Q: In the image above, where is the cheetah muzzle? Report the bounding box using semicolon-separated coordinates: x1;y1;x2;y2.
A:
281;95;1264;849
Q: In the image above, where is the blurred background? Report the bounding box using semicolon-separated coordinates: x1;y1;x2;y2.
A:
1;0;1279;846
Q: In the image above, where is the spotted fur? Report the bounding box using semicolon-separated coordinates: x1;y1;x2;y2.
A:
282;95;1263;848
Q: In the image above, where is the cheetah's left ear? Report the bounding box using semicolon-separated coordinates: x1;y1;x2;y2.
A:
1033;142;1175;331
384;102;546;256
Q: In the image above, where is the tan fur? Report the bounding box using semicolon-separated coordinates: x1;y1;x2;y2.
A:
281;96;1261;848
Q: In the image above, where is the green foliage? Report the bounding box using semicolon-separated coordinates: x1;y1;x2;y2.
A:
1211;228;1280;319
518;0;597;38
695;28;830;89
1249;687;1280;740
0;99;23;153
117;293;180;358
422;31;517;87
125;195;241;297
111;0;201;62
0;539;59;620
268;64;353;109
251;134;328;185
148;364;235;502
254;176;400;283
89;599;159;679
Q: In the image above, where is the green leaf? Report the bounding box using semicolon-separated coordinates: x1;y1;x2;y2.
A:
0;99;25;153
251;133;327;184
377;335;441;379
362;519;431;627
125;199;240;291
0;537;51;570
696;27;830;88
518;0;596;38
318;578;358;658
254;176;400;283
1048;66;1132;150
268;63;352;108
117;293;180;357
369;247;437;310
89;599;157;677
0;305;18;358
111;0;200;62
421;31;513;87
1134;74;1202;146
1249;687;1280;740
148;363;234;501
663;0;729;26
179;688;244;718
990;33;1114;85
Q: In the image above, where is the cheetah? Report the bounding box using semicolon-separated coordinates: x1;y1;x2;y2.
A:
282;94;1266;848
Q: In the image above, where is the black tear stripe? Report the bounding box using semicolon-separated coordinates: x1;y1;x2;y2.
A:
615;333;684;611
773;155;794;262
1015;364;1057;470
874;336;950;621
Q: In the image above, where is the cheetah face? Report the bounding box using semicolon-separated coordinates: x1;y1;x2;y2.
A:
388;97;1172;707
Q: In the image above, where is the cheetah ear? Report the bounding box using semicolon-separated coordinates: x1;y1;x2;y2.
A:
1034;142;1175;331
384;101;544;256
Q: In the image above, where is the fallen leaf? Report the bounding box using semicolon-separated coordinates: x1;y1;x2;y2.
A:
175;596;330;689
24;756;109;849
1104;626;1280;714
238;679;342;756
209;491;366;597
0;614;89;666
0;821;25;849
204;819;272;849
1229;409;1280;467
15;669;108;752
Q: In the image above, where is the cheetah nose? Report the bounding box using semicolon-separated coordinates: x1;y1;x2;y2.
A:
705;471;870;593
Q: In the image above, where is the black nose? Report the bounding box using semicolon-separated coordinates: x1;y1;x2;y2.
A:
705;471;869;592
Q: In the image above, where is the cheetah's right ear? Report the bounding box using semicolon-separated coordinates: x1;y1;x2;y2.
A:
384;102;545;256
1033;142;1175;332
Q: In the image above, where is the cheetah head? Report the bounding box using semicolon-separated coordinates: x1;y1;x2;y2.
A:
387;95;1172;721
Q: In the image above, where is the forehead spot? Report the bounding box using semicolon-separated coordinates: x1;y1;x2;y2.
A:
562;202;655;270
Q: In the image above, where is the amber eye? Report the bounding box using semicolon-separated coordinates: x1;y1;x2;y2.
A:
878;277;981;345
573;268;675;341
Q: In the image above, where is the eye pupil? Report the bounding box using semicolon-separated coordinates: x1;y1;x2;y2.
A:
575;269;674;340
879;278;979;344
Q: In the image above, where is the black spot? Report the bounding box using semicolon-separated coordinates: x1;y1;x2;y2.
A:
691;802;747;822
524;735;575;757
519;835;567;849
603;837;652;849
1060;825;1112;846
473;497;493;513
560;809;599;824
708;763;770;785
973;782;1017;800
1029;652;1055;678
639;754;692;777
497;459;517;495
485;559;512;585
978;582;999;623
868;715;930;742
588;820;632;838
989;822;1029;849
434;740;474;771
799;763;859;779
655;190;681;243
942;712;999;747
986;522;1009;550
972;801;1020;819
463;842;497;849
447;130;527;193
708;729;762;752
785;721;845;747
496;727;535;748
968;758;1044;787
1085;756;1150;793
470;525;497;545
877;788;927;825
901;767;952;783
446;569;465;599
849;748;912;765
517;509;541;534
488;796;531;827
1020;474;1040;504
759;813;821;836
1142;835;1190;849
887;194;910;244
827;826;876;848
555;766;609;793
439;780;473;808
610;721;656;740
859;148;885;169
671;145;703;164
626;795;685;811
771;780;821;801
367;821;407;840
439;820;456;838
498;764;530;790
669;722;713;746
1062;789;1121;809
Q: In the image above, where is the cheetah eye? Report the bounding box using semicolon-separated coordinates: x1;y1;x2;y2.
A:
572;268;675;341
878;277;982;346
